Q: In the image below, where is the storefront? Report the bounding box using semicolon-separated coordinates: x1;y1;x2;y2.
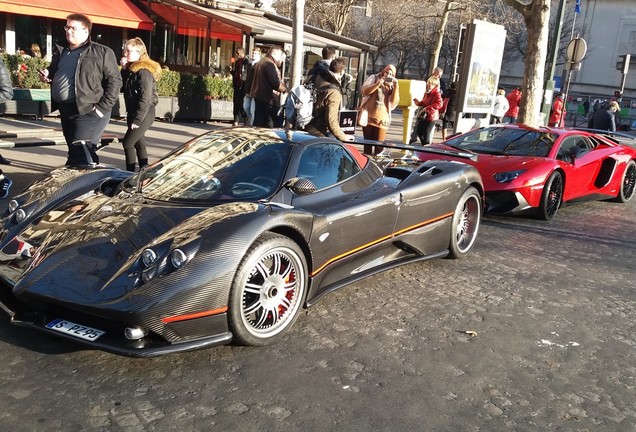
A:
0;0;153;59
0;0;375;93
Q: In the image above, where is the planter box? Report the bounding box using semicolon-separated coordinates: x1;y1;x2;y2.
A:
156;96;176;122
2;88;51;119
208;99;233;121
174;97;209;121
151;97;232;122
13;88;51;101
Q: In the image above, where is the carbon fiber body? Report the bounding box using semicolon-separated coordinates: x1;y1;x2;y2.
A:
0;129;483;356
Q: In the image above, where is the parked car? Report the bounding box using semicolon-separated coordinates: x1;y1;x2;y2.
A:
0;129;483;357
413;124;636;220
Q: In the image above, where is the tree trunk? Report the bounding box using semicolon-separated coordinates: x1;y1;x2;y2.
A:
506;0;550;126
428;0;454;77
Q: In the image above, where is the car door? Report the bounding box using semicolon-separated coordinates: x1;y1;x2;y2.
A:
290;142;400;286
556;135;603;200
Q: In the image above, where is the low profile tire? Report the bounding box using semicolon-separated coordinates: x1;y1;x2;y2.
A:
613;160;636;203
448;186;481;259
537;171;563;221
228;232;308;346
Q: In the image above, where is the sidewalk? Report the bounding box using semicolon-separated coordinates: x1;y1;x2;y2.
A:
0;110;442;201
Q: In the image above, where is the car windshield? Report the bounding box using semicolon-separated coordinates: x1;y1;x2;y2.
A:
120;130;291;203
444;127;557;157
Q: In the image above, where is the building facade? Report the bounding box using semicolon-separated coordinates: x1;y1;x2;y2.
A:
0;0;375;93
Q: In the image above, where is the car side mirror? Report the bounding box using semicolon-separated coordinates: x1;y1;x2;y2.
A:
286;177;317;195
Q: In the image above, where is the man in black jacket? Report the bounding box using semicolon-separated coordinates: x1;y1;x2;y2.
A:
588;101;620;132
0;56;13;197
0;56;13;167
40;13;122;166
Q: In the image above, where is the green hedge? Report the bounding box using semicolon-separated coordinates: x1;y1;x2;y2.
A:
0;53;232;100
157;70;233;101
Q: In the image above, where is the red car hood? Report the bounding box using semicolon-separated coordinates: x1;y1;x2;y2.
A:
420;144;549;187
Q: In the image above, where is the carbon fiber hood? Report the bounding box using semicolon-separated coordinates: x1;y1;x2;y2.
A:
0;192;259;307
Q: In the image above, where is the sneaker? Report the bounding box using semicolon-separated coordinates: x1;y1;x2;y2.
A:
0;173;12;199
0;154;11;165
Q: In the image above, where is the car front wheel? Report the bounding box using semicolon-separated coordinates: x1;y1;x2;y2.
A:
229;232;308;346
613;160;636;203
448;186;481;259
537;171;563;220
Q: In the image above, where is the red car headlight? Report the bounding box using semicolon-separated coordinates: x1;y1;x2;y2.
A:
493;170;526;183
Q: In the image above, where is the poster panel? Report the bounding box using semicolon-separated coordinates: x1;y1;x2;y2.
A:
457;20;507;114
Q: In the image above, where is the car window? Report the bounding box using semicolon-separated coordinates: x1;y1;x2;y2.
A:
445;127;556;157
296;143;360;190
557;135;593;161
120;130;291;202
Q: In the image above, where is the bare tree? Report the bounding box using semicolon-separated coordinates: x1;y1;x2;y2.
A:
273;0;360;35
504;0;551;125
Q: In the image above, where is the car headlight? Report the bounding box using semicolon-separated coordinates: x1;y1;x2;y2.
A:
141;248;158;267
8;200;19;213
493;170;526;183
170;249;188;268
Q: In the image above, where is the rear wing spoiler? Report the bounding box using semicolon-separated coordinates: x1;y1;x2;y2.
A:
353;138;478;162
570;127;636;147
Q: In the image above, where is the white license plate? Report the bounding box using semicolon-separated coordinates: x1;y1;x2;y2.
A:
46;318;105;341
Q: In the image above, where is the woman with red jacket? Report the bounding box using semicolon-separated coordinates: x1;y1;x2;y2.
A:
504;87;522;123
548;93;566;128
413;76;443;145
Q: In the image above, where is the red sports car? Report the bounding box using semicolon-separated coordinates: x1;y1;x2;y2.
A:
413;124;636;220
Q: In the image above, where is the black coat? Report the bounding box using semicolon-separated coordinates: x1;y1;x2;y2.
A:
122;58;161;125
0;57;13;104
48;40;122;115
588;109;616;132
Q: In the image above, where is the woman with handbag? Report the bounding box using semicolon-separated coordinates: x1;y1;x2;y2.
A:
358;64;400;155
413;76;443;145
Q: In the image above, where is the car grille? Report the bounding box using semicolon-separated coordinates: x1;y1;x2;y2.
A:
485;191;520;213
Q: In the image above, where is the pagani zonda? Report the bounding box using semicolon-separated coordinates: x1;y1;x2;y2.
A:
415;124;636;220
0;129;483;357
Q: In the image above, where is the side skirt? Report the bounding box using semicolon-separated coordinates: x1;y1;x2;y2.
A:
305;250;448;307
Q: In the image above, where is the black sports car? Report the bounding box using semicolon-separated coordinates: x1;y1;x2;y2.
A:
0;129;483;357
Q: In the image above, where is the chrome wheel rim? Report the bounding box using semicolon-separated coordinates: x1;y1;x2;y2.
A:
240;246;305;338
455;194;480;253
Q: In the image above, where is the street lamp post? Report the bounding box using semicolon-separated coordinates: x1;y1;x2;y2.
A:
541;0;566;125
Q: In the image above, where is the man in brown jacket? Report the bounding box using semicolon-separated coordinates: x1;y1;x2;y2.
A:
305;57;354;142
251;46;286;128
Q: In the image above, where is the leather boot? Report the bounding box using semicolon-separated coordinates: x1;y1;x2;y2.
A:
138;158;148;169
126;163;136;172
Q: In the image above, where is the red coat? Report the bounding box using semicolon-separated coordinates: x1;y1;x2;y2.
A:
505;88;522;118
416;87;443;121
549;97;566;127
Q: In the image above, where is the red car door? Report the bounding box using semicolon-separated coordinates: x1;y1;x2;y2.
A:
557;135;604;201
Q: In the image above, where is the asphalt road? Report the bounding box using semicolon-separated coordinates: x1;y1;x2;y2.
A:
0;118;635;431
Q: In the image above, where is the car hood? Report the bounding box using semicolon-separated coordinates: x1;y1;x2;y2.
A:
1;192;259;306
423;144;549;183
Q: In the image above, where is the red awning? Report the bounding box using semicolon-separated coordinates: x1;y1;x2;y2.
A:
0;0;154;31
150;2;242;42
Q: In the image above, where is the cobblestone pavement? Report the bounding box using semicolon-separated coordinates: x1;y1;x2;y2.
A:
0;118;635;431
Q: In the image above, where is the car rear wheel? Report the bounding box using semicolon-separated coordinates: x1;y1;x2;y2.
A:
613;160;636;203
448;186;481;259
229;232;307;346
537;171;563;220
